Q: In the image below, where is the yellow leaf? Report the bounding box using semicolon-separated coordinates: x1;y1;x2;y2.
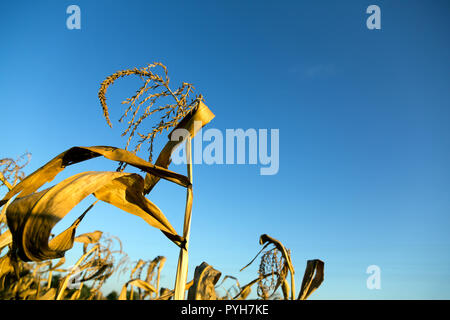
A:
6;171;181;262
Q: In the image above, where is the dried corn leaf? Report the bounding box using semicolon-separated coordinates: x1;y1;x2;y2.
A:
158;287;172;300
298;259;324;300
6;171;181;262
130;259;146;278
75;230;103;253
148;256;166;281
0;254;14;280
143;256;166;297
144;101;215;193
0;198;12;224
37;288;56;300
187;262;222;300
0;229;12;250
76;256;113;283
0;145;191;209
119;279;156;300
51;257;66;271
74;231;103;245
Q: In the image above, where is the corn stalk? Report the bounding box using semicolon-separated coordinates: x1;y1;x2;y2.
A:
173;137;193;300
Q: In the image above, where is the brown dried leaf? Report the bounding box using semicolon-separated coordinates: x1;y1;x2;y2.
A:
144;101;215;193
187;262;222;300
37;288;56;300
0;229;12;251
119;279;156;300
0;145;191;209
74;231;103;245
298;259;324;300
6;171;181;262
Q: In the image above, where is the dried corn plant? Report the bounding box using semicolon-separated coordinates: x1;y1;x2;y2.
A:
0;253;65;300
118;256;166;300
0;62;324;301
236;234;325;300
187;262;222;300
55;231;129;300
0;152;32;299
0;228;127;300
0;63;215;300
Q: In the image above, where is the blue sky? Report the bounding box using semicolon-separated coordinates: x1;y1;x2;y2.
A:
1;0;449;299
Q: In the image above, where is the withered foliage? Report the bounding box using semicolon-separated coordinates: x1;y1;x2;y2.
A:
235;234;324;300
0;63;324;300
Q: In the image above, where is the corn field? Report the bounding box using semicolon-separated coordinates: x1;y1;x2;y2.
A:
0;63;324;300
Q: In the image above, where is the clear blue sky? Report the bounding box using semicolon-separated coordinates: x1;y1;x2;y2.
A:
1;0;449;299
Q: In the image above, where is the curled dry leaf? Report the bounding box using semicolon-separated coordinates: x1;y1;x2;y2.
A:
144;101;215;193
119;279;156;300
145;256;166;298
74;230;103;253
74;231;103;245
298;259;324;300
0;65;220;300
187;262;222;300
0;101;215;265
5;171;182;262
0;145;191;209
0;229;12;251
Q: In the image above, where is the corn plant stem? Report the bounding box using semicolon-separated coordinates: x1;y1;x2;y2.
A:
156;266;162;298
173;137;193;300
290;272;296;300
35;274;41;299
47;271;53;290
